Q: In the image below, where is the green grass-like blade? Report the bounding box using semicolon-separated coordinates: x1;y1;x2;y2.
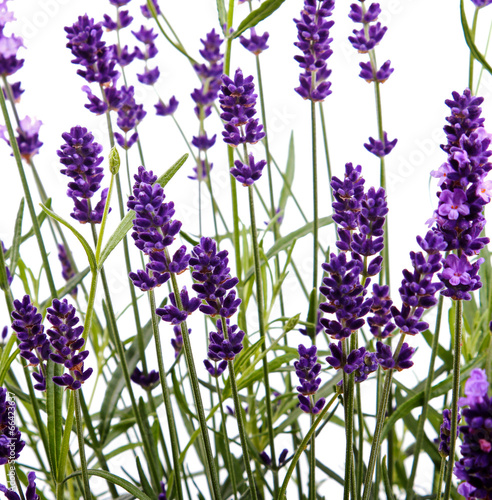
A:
232;0;286;39
216;0;226;31
10;197;24;276
97;153;187;269
278;132;295;216
39;203;96;273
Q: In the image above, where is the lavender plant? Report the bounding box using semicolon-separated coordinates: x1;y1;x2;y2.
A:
1;2;492;500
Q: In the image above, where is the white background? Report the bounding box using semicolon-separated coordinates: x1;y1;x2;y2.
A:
1;0;492;498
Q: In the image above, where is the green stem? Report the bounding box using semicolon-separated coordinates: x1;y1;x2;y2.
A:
148;289;183;500
165;249;222;500
469;7;480;92
443;300;463;500
0;78;57;298
309;411;316;500
405;294;445;500
362;334;406;500
311;99;319;309
356;384;363;500
343;337;356;500
279;391;339;499
435;457;446;500
74;390;91;500
56;391;76;500
247;185;278;492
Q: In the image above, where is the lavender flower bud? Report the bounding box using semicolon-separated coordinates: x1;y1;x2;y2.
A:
294;344;325;414
0;387;26;465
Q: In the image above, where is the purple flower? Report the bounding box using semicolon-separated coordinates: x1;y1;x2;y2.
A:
156;287;199;325
294;0;335;101
454;369;492;499
115;85;146;134
203;359;228;377
349;22;387;53
231;154;266;186
11;295;51;390
3;81;24;102
0;470;37;500
46;298;92;390
132;25;158;45
102;10;133;31
0;388;26;465
470;0;492;6
375;341;414;371
0;26;24;76
131;367;160;389
439;408;460;457
359;60;394;83
326;341;378;382
299;311;323;338
239;28;269;55
207;319;244;361
438;253;484;301
188;160;213;181
367;284;396;338
364;132;398;158
57;126;108;224
0;116;43;161
192;133;217;152
141;0;161;18
349;3;381;23
155;96;179;116
294;344;325;414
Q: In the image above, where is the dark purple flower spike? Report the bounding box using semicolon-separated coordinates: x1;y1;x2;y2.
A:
0;471;38;500
294;344;326;414
131;366;160;389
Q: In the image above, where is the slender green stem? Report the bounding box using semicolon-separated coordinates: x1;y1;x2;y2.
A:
247;185;278;493
148;289;183;500
443;300;463;500
362;334;406;500
165;249;222;500
475;10;492;94
356;384;363;500
469;7;480;92
311;100;319;307
0;79;57;298
74;390;91;500
309;411;316;500
405;294;445;500
343;337;356;500
279;391;340;499
56;391;76;500
95;171;116;263
435;457;446;500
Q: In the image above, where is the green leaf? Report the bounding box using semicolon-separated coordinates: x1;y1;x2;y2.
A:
460;0;492;76
243;216;332;282
39;204;97;273
64;469;153;500
216;0;226;31
98;154;187;268
10;197;24;276
0;348;20;386
232;0;286;39
421;329;452;369
278;132;295;215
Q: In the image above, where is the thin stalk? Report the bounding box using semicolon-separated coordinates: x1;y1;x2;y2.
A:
405;294;445;499
0;79;57;298
309;411;316;500
56;391;76;500
475;10;492;94
443;300;463;500
318;103;333;203
469;7;480;92
356;384;363;500
435;457;446;500
148;289;183;500
165;249;222;500
362;334;406;500
247;184;279;494
310;100;319;324
343;337;356;500
74;390;91;500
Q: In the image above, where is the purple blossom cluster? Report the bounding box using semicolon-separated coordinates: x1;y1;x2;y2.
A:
438;408;460;457
240;28;269;55
326;341;378;383
429;89;492;300
189;29;224;180
0;387;25;465
133;25;160;85
131;366;160;389
348;2;397;158
0;1;23;78
294;0;335;102
454;369;492;499
189;237;243;374
127;165;187;291
294;344;325;414
46;298;93;390
11;295;50;391
0;116;43;162
218;69;266;185
57;126;108;224
0;471;38;500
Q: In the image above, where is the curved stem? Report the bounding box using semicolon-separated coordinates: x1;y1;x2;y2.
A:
74;390;91;500
442;300;463;500
469;7;480;93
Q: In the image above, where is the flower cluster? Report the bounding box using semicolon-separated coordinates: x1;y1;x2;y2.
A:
429;89;492;300
294;345;325;414
454;369;492;499
326;341;378;383
0;471;39;500
189;29;224;180
46;298;93;390
348;2;397;158
218;69;266;185
189;237;243;373
240;28;269;55
11;295;50;391
1;241;12;287
0;387;25;465
0;116;43;162
127;165;187;291
57;244;77;298
0;1;23;78
133;25;160;85
113;85;146;149
57;126;108;224
131;366;160;390
438;408;460;457
294;0;335;101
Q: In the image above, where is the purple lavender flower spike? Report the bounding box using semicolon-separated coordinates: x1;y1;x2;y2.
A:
326;341;378;382
438;408;461;457
364;132;397;158
58;244;77;298
367;284;396;338
204;359;228;377
438;254;484;301
375;341;394;370
240;28;269;55
231;154;266;186
454;369;492;498
0;388;26;465
219;69;265;148
188;161;213;181
141;0;161;18
137;66;160;85
0;8;24;78
46;298;92;390
0;117;43;161
114;85;146;149
299;312;323;337
294;344;326;414
1;470;39;500
207;320;245;361
349;22;387;53
156;287;200;325
359;60;394;83
103;10;133;31
131;366;160;389
156;96;179;116
3;82;24;102
11;295;51;391
58;126;107;224
349;3;381;23
294;0;335;101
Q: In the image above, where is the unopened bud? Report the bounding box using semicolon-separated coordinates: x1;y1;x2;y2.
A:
109;146;120;175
